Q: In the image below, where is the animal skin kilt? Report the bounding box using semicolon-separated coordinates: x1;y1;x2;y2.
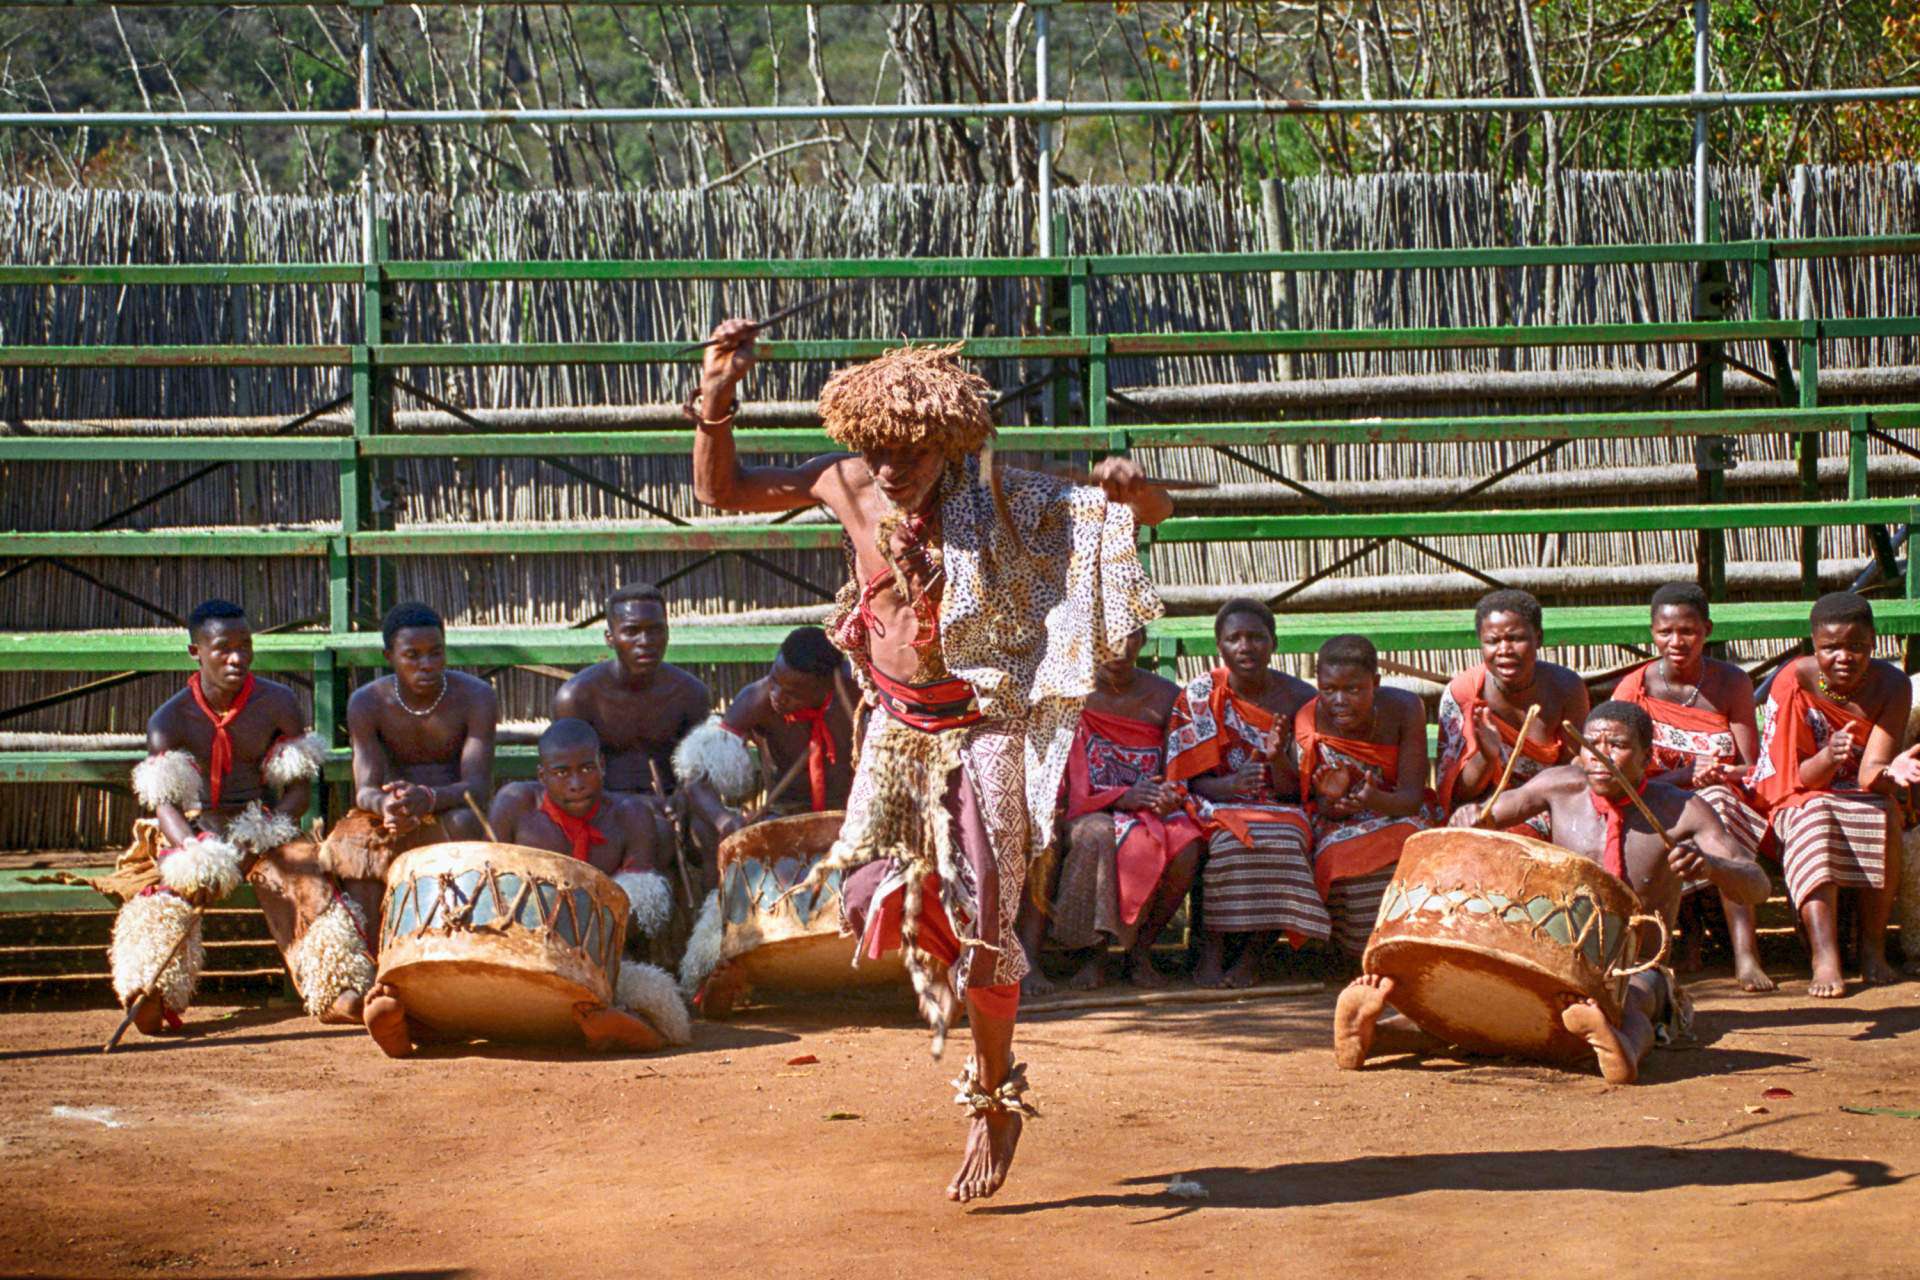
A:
815;459;1163;1050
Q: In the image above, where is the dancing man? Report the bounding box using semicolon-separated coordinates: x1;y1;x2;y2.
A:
690;320;1167;1203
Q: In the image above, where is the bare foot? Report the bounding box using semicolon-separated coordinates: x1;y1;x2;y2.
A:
1020;970;1057;1000
363;983;415;1058
1193;935;1228;989
946;1110;1023;1204
1220;951;1262;990
320;989;365;1026
1333;974;1393;1070
125;992;165;1037
1859;952;1898;987
572;1003;667;1053
1560;998;1638;1084
1808;959;1847;999
1065;953;1106;992
1733;956;1778;994
1122;952;1172;989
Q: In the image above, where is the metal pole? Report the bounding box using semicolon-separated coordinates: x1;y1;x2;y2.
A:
9;86;1920;131
1693;0;1709;245
1035;2;1053;258
358;6;377;266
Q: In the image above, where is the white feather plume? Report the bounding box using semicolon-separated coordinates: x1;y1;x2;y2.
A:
293;897;375;1019
110;891;203;1014
156;836;244;902
672;715;760;804
225;802;300;856
132;750;201;812
677;889;724;999
263;731;328;790
615;870;673;939
615;960;692;1045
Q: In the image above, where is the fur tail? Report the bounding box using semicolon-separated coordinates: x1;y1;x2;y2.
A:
615;960;693;1046
677;889;725;999
615;870;674;941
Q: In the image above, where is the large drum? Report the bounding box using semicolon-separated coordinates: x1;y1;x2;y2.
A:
378;841;629;1041
1363;827;1668;1064
715;811;905;994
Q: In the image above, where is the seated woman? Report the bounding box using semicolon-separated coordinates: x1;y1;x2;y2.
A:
1166;599;1320;989
1612;582;1773;991
1297;634;1441;959
1437;589;1588;835
1015;628;1203;993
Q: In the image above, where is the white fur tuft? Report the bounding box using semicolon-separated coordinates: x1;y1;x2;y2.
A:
615;960;692;1045
132;750;202;812
263;732;328;790
156;837;244;902
225;803;300;856
615;870;673;940
293;897;376;1018
110;891;203;1014
672;716;760;804
677;889;725;998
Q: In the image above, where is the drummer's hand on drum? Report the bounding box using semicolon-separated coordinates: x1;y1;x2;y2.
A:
1449;803;1486;829
1667;839;1709;880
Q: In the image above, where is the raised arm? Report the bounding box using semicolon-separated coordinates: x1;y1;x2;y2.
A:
690;318;845;514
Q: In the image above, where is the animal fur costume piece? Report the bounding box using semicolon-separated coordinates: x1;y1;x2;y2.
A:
225;802;301;858
615;870;674;940
615;960;693;1045
677;890;725;999
132;750;202;812
673;715;760;804
110;890;205;1016
801;344;1166;1049
263;731;328;790
155;835;245;903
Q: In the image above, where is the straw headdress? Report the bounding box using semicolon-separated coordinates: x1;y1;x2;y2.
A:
818;343;996;461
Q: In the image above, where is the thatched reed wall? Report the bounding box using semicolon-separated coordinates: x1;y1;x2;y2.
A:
2;164;1916;849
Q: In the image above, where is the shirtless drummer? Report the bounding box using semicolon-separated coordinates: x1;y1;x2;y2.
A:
553;583;711;798
328;602;497;926
1336;702;1770;1083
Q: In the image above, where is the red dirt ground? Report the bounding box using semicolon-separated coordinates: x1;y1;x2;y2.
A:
3;972;1918;1279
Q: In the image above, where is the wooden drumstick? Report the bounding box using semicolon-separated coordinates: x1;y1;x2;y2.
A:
103;903;206;1053
650;759;699;910
1560;719;1677;851
1474;703;1540;828
748;749;811;824
462;792;500;844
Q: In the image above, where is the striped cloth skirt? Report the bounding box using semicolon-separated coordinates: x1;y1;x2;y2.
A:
1201;806;1329;941
1771;790;1890;908
1324;868;1396;958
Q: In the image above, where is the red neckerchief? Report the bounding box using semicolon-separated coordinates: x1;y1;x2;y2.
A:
782;696;838;812
187;673;256;808
1586;782;1647;881
538;794;607;862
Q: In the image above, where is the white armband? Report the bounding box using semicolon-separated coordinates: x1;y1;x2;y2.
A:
132;750;203;813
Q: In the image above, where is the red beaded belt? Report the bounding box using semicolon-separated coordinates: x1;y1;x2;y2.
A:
869;665;981;733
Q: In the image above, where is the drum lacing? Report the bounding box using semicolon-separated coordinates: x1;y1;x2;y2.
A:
951;1058;1039;1119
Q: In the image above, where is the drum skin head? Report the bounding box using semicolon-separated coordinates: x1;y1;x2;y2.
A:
1365;938;1592;1063
382;955;601;1042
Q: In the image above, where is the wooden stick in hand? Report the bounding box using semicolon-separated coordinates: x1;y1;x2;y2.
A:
463;792;499;843
1560;719;1677;851
1475;703;1540;827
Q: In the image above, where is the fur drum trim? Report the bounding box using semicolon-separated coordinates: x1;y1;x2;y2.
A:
672;716;760;805
293;897;376;1019
263;732;328;790
616;870;673;940
615;960;693;1045
225;803;300;856
132;750;202;812
156;836;244;902
110;891;203;1014
677;889;724;999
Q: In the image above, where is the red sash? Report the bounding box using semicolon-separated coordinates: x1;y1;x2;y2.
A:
783;697;838;812
869;664;981;733
539;795;608;862
1436;664;1564;811
1752;658;1876;816
187;672;255;808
